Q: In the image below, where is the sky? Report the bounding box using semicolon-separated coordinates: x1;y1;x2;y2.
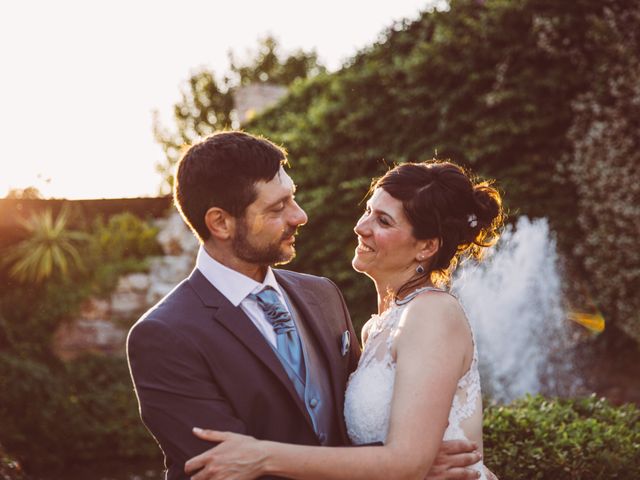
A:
0;0;444;200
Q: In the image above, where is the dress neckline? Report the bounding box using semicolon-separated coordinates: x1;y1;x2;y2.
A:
370;286;446;328
395;285;446;305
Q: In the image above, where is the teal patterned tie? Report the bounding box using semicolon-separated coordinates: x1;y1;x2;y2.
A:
251;287;305;384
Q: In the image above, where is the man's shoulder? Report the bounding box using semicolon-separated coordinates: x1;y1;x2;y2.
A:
274;269;346;305
129;276;199;332
274;269;336;288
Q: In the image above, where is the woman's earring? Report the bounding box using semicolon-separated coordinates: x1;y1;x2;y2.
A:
416;264;425;275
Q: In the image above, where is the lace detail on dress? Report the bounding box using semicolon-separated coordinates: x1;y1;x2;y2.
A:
443;330;481;440
343;305;403;445
343;287;486;479
359;306;403;368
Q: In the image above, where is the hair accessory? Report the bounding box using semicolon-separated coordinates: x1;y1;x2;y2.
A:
416;264;425;274
467;213;478;228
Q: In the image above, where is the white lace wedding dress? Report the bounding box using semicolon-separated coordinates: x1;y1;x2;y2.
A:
344;287;486;480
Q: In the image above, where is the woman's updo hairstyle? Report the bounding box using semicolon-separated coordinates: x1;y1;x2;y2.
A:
373;160;504;298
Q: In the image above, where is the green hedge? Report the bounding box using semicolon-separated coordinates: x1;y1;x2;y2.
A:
0;211;165;474
484;395;640;479
0;354;161;473
2;360;637;479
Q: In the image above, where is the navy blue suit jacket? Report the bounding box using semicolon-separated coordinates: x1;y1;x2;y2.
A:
127;268;360;479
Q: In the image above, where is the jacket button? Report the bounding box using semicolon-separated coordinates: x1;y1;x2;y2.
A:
309;398;318;408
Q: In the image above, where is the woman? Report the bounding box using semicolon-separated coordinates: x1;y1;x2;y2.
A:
186;160;503;480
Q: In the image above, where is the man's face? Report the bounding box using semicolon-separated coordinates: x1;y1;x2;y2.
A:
232;167;308;266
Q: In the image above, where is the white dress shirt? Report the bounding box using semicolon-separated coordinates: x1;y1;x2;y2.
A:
195;245;291;348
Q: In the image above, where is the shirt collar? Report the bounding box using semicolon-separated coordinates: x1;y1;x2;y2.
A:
196;245;284;306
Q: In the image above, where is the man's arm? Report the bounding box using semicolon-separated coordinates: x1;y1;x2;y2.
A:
127;318;246;476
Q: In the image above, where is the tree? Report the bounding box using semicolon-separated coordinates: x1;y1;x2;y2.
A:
5;186;42;199
244;0;609;325
559;2;640;343
3;207;88;283
229;35;325;86
153;35;325;193
156;0;640;343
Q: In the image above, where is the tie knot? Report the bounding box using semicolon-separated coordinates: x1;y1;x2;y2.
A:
251;287;295;335
254;286;280;305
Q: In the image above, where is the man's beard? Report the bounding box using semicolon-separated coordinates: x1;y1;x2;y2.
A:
232;218;297;266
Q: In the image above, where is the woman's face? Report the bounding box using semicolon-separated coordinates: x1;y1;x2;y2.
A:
352;188;425;284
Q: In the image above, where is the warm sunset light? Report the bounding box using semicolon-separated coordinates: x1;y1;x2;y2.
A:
2;2;638;479
0;0;436;200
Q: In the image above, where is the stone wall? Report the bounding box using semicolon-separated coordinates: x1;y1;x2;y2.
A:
52;212;199;360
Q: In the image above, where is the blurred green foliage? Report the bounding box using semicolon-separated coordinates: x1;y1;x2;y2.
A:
0;354;160;473
2;208;88;284
0;212;160;358
91;212;162;263
153;35;325;193
247;0;604;327
155;0;640;332
559;4;640;344
2;0;639;475
0;212;163;473
484;394;640;479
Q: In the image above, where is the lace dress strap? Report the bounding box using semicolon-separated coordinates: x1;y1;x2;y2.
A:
447;300;482;426
359;307;401;368
395;286;447;305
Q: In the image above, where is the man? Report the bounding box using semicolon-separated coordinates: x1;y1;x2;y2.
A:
127;131;482;479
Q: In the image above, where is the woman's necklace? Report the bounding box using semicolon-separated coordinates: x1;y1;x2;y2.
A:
395;285;443;305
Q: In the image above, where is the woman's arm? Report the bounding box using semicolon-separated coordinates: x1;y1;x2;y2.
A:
186;294;474;480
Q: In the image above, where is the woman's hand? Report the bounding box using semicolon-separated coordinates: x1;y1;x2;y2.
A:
185;428;268;480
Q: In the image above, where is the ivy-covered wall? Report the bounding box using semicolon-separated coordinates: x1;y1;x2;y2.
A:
245;0;640;341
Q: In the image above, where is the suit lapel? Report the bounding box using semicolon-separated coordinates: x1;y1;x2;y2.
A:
274;271;346;426
187;269;315;431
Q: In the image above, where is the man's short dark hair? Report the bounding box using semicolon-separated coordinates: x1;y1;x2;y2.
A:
174;131;288;242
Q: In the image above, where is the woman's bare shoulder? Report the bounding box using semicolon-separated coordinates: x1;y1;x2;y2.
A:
399;290;469;339
395;291;471;375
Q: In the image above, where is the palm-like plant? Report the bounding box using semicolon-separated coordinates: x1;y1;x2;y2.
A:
3;207;88;283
